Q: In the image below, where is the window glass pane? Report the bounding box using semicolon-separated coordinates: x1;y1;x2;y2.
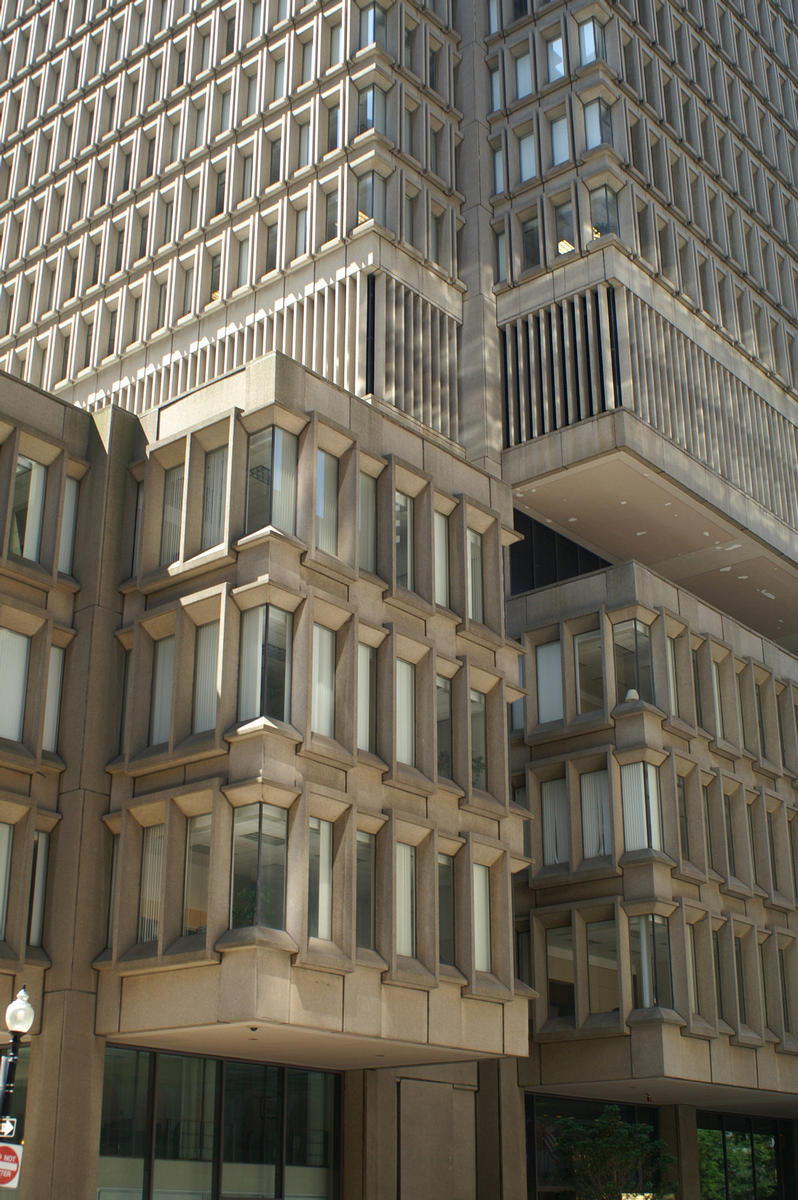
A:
312;625;336;738
396;841;416;957
630;913;672;1008
546;924;575;1018
150;634;174;745
395;492;414;590
471;689;487;791
396;659;415;766
138;823;165;943
541;778;568;865
231;803;287;930
192;620;219;734
308;816;333;940
153;1054;216;1194
285;1070;339;1199
436;675;452;778
581;769;611;858
621;761;662;851
27;829;49;948
239;606;293;723
200;446;227;550
473;861;491;972
555;201;574;253
433;511;449;607
316;450;338;556
222;1062;283;1198
547;35;564;80
536;641;563;723
356;831;376;950
42;644;65;752
586;919;617;1013
357;642;377;753
438;852;455;966
614;619;653;704
515;52;532;97
246;428;297;535
466;528;484;622
10;456;46;562
551;116;568;163
574;631;603;714
184;813;212;935
97;1046;151;1193
160;463;183;565
0;823;13;940
359;473;377;574
0;628;29;743
58;475;79;573
519;133;535;181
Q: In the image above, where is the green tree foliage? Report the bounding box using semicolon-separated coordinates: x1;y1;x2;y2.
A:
555;1105;675;1200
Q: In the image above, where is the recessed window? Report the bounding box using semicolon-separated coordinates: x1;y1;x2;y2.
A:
308;816;334;940
471;689;488;791
231;802;287;929
515;51;532;98
438;852;455;965
630;913;673;1008
473;862;491;972
495;228;507;281
359;3;387;49
541;778;568;865
356;830;376;949
586;919;617;1013
357;642;377;753
42;644;65;753
522;215;540;270
546;923;575;1017
436;675;452;778
239;605;292;723
581;768;610;858
396;841;416;956
0;824;13;939
0;628;29;743
149;634;175;746
590;185;619;239
547;35;565;81
555;200;574;253
579;18;606;65
138;824;165;943
584;97;612;148
358;472;377;573
312;624;336;738
356;172;386;225
574;631;603;713
466;528;485;622
433;511;450;607
160;463;184;565
10;455;46;562
201;445;227;549
395;492;414;590
614;619;652;704
396;659;416;766
192;620;219;734
551;115;569;164
519;132;536;181
315;450;338;555
245;426;298;536
536;642;563;724
183;813;211;935
621;761;662;851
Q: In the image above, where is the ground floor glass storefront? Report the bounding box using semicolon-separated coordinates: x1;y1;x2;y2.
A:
697;1112;792;1200
97;1045;340;1200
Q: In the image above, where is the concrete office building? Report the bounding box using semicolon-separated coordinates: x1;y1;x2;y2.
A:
2;0;798;1194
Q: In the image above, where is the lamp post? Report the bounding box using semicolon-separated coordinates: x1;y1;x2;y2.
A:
0;989;34;1123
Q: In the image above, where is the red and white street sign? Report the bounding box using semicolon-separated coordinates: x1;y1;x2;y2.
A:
0;1143;21;1189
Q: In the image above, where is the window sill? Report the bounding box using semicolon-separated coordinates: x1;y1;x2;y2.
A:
627;1007;685;1028
681;1014;718;1041
383;762;435;796
299;733;355;771
235;525;305;554
216;927;299;956
225;716;302;745
463;971;514;1004
383;956;437;991
709;735;742;761
137;546;237;594
456;615;505;650
384;587;435;619
0;740;37;774
295;939;355;975
459;789;508;819
301;547;356;584
355;947;389;971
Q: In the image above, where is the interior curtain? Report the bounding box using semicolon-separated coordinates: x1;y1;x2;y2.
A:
581;769;609;858
201;447;227;550
138;824;165;942
542;778;568;865
192;621;219;733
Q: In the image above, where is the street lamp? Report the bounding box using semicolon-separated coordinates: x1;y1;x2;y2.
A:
0;989;34;1122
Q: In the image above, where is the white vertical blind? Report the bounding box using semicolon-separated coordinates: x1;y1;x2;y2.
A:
192;621;219;733
396;841;416;957
581;768;610;858
316;450;338;555
466;528;484;622
160;463;184;565
473;862;492;972
315;817;333;940
58;476;79;574
42;644;65;753
312;624;336;737
0;628;30;742
27;830;49;948
273;428;297;534
239;606;265;720
396;658;415;765
138;823;165;943
621;762;662;850
200;446;227;550
150;634;175;745
542;778;568;865
433;511;449;607
536;641;564;723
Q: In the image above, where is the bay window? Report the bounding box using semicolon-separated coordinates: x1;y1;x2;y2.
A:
138;823;165;943
579;17;605;64
308;817;333;940
245;426;298;536
541;777;568;866
10;454;46;562
584;99;612;149
359;3;387;48
580;768;611;858
0;627;30;743
183;813;211;935
191;620;219;734
231;802;287;929
311;624;336;738
238;605;292;723
357;84;386;135
630;913;673;1008
589;185;619;238
621;762;663;851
